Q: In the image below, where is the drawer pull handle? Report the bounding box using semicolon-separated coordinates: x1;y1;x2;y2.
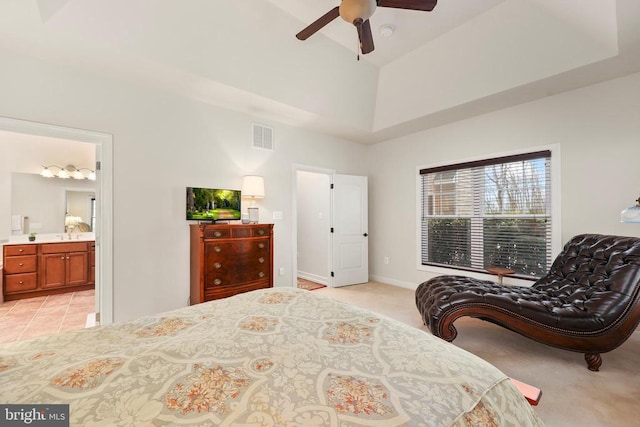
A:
258;229;265;235
258;257;265;264
214;263;222;269
258;243;265;249
19;263;24;266
214;246;222;253
61;257;66;260
214;231;222;237
258;272;265;278
19;281;24;285
213;279;222;285
19;249;23;252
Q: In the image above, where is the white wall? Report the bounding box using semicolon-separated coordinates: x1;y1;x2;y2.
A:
0;48;368;322
296;170;331;284
368;71;640;289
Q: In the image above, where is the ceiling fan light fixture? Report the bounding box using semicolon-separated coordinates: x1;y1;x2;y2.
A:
340;0;377;24
296;0;437;55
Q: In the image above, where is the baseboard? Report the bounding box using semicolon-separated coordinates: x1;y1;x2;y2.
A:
368;275;418;290
85;313;96;328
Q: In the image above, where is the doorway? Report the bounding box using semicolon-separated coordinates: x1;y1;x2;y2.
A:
292;165;369;289
295;169;331;289
293;165;333;289
0;116;113;324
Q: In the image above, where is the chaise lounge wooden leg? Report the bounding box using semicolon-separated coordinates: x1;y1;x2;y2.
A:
585;353;602;371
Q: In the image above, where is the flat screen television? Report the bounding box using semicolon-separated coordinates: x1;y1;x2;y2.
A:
186;187;241;221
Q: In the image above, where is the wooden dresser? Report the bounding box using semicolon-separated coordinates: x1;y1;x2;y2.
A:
2;241;95;301
190;223;274;304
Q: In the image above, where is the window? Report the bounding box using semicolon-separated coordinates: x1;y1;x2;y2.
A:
420;150;552;279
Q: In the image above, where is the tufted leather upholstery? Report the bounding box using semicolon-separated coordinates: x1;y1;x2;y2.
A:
415;234;640;371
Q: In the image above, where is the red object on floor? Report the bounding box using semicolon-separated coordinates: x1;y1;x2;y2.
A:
510;378;542;406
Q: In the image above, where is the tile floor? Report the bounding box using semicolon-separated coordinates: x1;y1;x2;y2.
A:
0;290;94;343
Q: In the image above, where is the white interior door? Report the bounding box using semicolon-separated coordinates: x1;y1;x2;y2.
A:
331;174;368;287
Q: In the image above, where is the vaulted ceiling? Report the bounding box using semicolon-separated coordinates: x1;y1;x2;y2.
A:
1;0;639;143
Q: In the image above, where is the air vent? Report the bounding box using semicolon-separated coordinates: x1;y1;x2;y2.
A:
252;124;274;151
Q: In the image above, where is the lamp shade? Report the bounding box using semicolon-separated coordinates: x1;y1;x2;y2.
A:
621;196;640;223
621;206;640;223
65;215;82;228
242;176;265;199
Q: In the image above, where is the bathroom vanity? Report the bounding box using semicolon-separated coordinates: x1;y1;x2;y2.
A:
2;235;95;301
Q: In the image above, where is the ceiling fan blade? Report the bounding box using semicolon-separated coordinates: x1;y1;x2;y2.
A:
357;19;375;54
296;6;340;40
377;0;437;12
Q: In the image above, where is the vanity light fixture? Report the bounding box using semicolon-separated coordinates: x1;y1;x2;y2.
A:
40;166;54;178
40;164;96;181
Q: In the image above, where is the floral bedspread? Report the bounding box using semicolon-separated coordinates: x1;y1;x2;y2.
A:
0;288;543;426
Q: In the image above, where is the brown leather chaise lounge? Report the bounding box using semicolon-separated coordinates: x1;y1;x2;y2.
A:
415;234;640;371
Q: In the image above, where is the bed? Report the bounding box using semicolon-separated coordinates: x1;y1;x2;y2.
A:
0;288;543;426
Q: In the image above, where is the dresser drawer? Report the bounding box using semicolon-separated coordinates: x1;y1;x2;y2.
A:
204;280;270;301
40;242;89;254
204;269;270;290
203;227;231;239
252;227;271;237
205;239;269;257
231;227;252;238
4;245;36;256
4;273;38;293
4;255;37;274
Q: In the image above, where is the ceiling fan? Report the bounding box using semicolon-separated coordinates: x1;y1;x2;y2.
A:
296;0;438;55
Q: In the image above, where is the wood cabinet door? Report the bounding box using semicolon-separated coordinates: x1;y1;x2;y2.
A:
67;252;89;286
40;253;67;289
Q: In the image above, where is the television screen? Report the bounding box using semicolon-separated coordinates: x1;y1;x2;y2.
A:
186;187;241;221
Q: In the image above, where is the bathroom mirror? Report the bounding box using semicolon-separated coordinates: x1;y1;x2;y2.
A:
11;172;95;234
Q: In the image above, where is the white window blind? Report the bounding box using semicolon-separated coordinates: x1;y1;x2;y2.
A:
420;150;552;279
